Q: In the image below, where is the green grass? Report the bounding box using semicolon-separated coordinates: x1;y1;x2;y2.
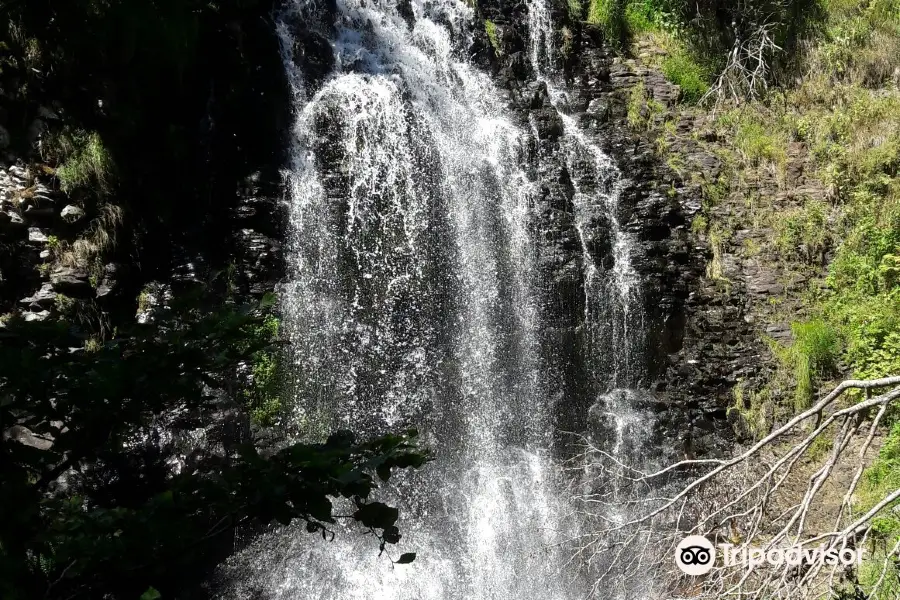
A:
567;0;583;21
791;319;841;409
587;0;627;48
732;116;788;169
626;80;647;129
730;381;775;439
767;319;841;413
626;81;665;130
774;198;831;264
661;50;709;103
55;131;113;194
586;0;710;102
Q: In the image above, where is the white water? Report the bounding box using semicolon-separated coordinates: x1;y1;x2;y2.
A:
220;1;588;598
217;0;662;596
527;0;644;388
526;3;659;598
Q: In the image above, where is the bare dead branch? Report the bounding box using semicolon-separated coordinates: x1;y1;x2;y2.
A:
569;376;900;599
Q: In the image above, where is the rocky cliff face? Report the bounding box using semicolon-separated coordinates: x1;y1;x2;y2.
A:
0;4;288;332
0;2;291;483
1;0;756;463
469;0;756;459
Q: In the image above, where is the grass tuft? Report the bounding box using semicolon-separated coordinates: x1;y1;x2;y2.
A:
54;131;113;194
484;20;501;57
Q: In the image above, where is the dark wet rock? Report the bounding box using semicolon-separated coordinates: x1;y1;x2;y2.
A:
50;267;93;298
292;32;334;90
95;263;122;299
20;283;56;309
397;0;415;28
4;425;54;451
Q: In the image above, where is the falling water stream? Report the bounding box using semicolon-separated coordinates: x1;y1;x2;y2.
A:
221;0;651;597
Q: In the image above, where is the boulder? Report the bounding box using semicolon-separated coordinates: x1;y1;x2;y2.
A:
8;165;28;182
28;227;49;243
61;204;86;224
95;263;121;298
50;267;93;298
4;425;54;451
24;310;51;322
20;283;56;308
0;210;24;230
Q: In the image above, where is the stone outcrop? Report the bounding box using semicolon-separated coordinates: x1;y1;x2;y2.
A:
472;0;760;459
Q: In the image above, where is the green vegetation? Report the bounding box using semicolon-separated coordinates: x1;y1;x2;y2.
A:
588;0;823;103
626;81;665;130
660;49;709;102
730;381;774;439
626;81;647;129
587;0;628;48
0;293;428;599
242;311;284;427
705;227;729;283
854;420;900;598
53;130;114;194
567;0;584;20
658;18;900;594
53;293;76;316
484;20;501;56
774;320;841;411
675;1;900;425
775;198;831;264
728;112;789;170
587;0;663;44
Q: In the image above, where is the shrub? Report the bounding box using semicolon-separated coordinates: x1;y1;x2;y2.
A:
624;0;664;33
731;382;774;439
654;0;823;79
567;0;583;21
627;80;647;129
733;116;788;168
241;312;283;427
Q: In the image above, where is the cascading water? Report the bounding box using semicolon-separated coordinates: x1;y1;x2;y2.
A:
219;1;591;598
526;2;658;598
527;0;644;389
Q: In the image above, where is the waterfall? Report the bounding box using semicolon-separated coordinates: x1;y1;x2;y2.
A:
215;0;664;596
525;2;659;598
526;0;644;388
219;1;589;598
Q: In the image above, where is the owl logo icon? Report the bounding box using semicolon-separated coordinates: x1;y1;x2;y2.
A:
675;535;716;575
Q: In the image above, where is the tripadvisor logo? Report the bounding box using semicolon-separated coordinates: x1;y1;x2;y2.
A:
675;535;865;575
675;535;716;575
